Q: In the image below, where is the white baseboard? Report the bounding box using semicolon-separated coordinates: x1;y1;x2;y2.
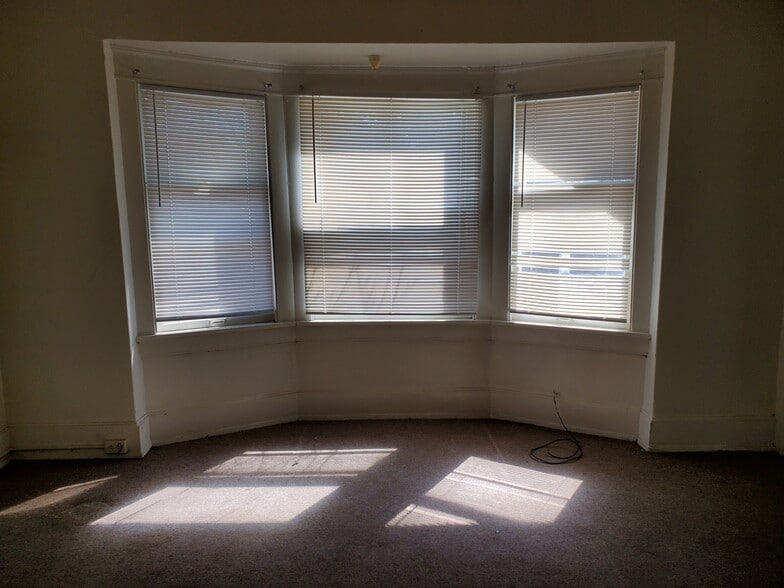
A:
6;400;774;461
492;411;637;441
647;414;776;452
489;387;639;441
0;425;10;469
298;411;488;421
10;418;148;460
152;415;299;447
149;391;298;446
637;409;653;450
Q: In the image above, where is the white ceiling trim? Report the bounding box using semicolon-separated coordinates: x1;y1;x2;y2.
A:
107;41;668;98
108;41;668;71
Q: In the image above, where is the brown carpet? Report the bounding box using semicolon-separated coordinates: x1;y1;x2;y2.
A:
1;419;782;587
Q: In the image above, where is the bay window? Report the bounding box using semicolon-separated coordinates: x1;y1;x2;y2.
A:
115;45;663;336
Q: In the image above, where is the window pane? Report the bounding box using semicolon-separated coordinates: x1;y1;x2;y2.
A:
140;88;275;324
510;90;640;323
300;97;481;316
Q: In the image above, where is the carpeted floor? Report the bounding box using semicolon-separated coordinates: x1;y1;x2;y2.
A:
0;419;782;587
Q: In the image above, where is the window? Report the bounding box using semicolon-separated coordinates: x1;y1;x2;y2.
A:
139;88;275;331
115;44;665;335
509;89;640;325
298;97;482;316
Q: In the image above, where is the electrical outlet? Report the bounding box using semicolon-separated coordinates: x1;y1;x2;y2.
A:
104;439;128;455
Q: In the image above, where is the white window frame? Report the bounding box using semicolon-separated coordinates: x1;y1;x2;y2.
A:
506;86;649;331
491;80;662;334
138;85;278;333
296;95;484;319
285;94;495;324
111;81;296;336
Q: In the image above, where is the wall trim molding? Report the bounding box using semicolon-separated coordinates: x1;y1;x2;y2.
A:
489;387;639;441
149;390;299;446
491;322;650;356
137;413;152;456
647;414;776;452
7;404;778;459
109;42;666;99
137;319;649;356
138;322;296;357
492;412;637;442
637;409;653;450
110;43;665;77
9;419;148;459
153;414;298;447
298;411;487;421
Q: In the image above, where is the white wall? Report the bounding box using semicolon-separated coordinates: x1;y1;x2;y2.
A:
139;325;297;446
138;322;648;445
297;323;489;421
1;1;782;458
490;324;648;440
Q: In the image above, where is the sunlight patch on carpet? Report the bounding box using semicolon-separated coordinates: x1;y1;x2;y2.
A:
386;503;478;528
203;448;396;477
421;457;582;524
0;476;118;516
91;485;339;525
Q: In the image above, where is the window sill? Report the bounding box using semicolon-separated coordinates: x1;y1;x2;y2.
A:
492;320;650;356
136;317;649;357
137;322;296;357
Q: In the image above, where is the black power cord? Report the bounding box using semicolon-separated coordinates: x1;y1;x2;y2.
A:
530;392;583;465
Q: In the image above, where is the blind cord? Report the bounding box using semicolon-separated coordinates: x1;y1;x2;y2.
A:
530;391;583;465
311;96;318;203
151;91;163;208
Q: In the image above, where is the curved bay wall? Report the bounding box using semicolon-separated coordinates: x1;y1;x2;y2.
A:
141;322;648;446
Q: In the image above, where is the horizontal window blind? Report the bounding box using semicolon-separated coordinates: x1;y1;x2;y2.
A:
140;88;274;324
510;90;640;323
300;97;481;315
